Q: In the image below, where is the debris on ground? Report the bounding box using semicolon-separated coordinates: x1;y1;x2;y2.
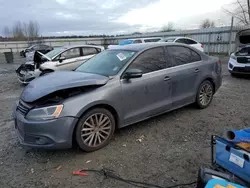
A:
56;165;62;170
86;160;92;164
30;168;34;174
136;135;145;143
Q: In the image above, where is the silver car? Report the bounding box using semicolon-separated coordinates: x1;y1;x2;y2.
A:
13;43;222;151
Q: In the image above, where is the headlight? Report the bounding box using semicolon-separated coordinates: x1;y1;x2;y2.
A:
231;55;237;60
26;105;63;120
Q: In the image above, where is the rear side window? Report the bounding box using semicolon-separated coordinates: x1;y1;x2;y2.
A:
133;40;142;44
167;46;201;66
128;47;167;74
175;38;186;44
82;47;98;56
185;39;197;44
61;48;80;59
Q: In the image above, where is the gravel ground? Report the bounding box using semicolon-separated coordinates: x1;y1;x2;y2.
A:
0;55;250;188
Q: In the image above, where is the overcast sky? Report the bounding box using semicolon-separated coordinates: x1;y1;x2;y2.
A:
0;0;234;36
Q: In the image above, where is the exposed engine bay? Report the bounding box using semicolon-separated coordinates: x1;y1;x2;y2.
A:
29;86;98;107
16;51;48;84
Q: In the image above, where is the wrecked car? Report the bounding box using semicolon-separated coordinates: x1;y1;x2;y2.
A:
16;45;104;84
13;43;222;152
20;44;53;58
228;45;250;76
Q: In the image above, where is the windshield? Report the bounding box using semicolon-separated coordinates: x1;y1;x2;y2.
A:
45;47;65;59
119;40;134;45
76;50;137;76
159;38;176;42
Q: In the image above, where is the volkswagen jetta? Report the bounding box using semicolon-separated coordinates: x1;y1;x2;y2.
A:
13;43;222;151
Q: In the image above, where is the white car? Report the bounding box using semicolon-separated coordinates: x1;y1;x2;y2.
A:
159;37;204;52
39;45;104;74
228;45;250;76
108;37;162;49
16;45;104;84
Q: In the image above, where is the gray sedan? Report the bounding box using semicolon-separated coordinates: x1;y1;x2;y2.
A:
13;43;222;151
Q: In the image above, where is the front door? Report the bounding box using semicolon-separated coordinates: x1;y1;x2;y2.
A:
56;47;81;70
166;46;202;108
121;47;172;125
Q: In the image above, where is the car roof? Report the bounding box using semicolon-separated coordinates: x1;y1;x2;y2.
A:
62;44;103;49
107;42;189;52
125;37;162;41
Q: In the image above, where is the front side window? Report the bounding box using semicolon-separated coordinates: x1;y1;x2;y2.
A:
76;50;137;76
144;38;161;42
167;46;201;66
61;48;80;59
159;38;176;42
127;47;167;74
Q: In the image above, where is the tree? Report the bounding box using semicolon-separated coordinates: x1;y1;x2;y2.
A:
161;22;174;32
12;21;25;40
3;26;11;37
223;0;250;25
27;20;39;40
200;19;215;28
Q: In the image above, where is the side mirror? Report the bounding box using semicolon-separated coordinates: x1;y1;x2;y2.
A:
59;56;66;63
123;69;143;79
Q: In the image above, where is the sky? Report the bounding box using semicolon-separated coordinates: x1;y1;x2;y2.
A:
0;0;234;36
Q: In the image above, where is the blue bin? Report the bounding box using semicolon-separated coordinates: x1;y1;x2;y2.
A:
215;137;250;183
205;179;245;188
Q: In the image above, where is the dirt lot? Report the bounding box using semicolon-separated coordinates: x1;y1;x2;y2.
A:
0;54;249;188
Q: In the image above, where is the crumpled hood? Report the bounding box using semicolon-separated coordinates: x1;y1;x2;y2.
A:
21;71;109;102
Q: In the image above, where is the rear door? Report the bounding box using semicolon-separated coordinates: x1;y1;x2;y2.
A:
166;45;202;108
56;47;81;70
121;47;173;125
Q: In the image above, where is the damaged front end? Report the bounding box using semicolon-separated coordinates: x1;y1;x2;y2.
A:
16;51;49;84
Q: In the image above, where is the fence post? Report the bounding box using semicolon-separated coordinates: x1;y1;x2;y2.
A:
208;32;211;55
228;16;234;55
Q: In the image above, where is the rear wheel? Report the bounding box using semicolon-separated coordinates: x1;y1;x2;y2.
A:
75;108;115;152
195;80;214;109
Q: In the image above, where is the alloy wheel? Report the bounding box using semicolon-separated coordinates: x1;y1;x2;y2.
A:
81;113;112;147
199;83;213;106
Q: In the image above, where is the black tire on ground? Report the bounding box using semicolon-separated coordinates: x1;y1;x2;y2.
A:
75;108;116;152
195;80;214;109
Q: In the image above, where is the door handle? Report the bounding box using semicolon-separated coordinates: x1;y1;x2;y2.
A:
194;68;200;73
164;76;171;81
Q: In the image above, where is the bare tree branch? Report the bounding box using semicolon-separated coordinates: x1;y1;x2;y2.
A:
237;0;248;24
223;0;250;25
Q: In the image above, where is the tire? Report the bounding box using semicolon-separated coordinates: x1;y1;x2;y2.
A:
75;108;115;152
195;80;214;109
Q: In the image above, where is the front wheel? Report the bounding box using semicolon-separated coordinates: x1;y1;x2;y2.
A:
195;80;214;109
75;108;115;152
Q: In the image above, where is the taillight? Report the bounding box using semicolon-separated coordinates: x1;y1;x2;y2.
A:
218;60;222;65
201;44;203;48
